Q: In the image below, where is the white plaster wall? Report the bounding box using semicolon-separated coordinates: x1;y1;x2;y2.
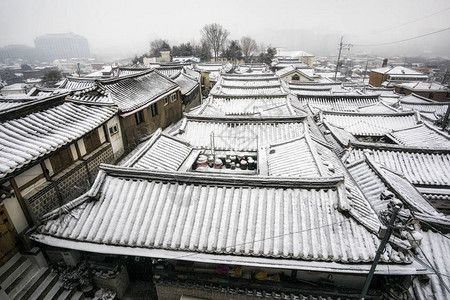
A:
14;164;44;188
77;139;87;156
107;116;124;158
98;127;106;143
3;196;28;233
70;144;78;160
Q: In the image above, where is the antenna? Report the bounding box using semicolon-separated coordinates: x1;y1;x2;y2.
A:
334;36;353;81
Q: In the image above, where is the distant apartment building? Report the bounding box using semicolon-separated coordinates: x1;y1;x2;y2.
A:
34;33;90;61
368;66;428;87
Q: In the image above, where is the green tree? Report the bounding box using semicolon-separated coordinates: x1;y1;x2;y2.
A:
224;40;242;64
149;39;171;57
258;45;276;65
41;70;62;87
201;23;229;61
172;43;194;57
194;39;211;62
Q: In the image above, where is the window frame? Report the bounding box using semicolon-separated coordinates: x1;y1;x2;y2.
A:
83;130;102;154
49;146;74;175
134;110;145;125
150;103;158;117
163;97;169;106
170;93;177;103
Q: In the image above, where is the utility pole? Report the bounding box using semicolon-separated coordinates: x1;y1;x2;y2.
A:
334;36;352;81
362;59;369;93
360;202;402;300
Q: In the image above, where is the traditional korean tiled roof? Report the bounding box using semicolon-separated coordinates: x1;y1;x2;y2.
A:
297;94;380;112
122;129;193;171
100;70;179;114
220;73;276;80
399;95;450;118
211;85;287;97
0;99;117;179
321;111;420;136
387;124;450;149
0;96;44;112
347;155;448;223
410;230;450;300
371;66;426;76
33;165;410;264
219;78;281;87
174;116;306;151
171;72;198;96
155;65;185;78
59;77;97;90
113;67;150;77
68;84;113;105
395;81;449;92
345;145;450;188
356;102;399;114
193;96;295;117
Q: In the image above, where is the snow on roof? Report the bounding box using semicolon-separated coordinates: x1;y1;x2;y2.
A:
399;95;450;118
298;94;380;112
122;129;194;171
345;145;450;190
387;124;450;149
356;102;399;114
321;111;420;136
194;95;295;117
99;70;179;113
275;50;314;58
395;81;449;92
347;155;448;223
211;86;287;97
275;66;315;79
0;100;117;179
220;78;281;87
371;66;426;76
32;164;409;265
409;230;450;300
171;72;199;96
174;115;307;152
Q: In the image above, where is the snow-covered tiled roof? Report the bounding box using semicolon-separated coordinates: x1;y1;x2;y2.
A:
399;95;450;118
371;66;426;76
174;116;306;151
194;96;295;117
211;86;287;96
0;101;117;179
410;230;450;300
59;77;97;90
219;78;281;87
347;155;447;220
33;165;409;264
387;124;450;149
345;145;450;188
322;111;420;136
101;70;179;113
123;129;193;171
395;81;449;92
356;102;399;114
298;95;380;112
171;72;198;95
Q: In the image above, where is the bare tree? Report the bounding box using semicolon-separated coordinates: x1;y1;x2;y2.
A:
201;23;229;62
240;36;258;63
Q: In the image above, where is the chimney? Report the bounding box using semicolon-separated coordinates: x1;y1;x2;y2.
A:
382;59;388;68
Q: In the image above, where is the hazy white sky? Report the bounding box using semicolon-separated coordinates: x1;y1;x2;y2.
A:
1;0;449;58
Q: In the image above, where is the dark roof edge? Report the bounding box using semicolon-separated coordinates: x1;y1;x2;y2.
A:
351;141;450;154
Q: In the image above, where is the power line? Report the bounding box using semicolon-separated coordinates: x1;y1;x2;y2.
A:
353;27;450;47
354;6;450;38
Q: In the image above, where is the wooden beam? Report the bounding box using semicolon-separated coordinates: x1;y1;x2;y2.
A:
9;178;34;227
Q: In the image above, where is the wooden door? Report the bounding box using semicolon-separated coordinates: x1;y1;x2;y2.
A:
0;204;19;266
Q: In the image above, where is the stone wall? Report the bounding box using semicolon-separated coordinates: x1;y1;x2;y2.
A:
27;143;114;219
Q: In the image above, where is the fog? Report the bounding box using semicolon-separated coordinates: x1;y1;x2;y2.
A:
1;0;449;59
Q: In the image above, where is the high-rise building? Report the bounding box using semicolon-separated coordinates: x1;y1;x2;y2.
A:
34;32;90;61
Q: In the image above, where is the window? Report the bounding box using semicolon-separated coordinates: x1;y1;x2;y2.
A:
49;147;74;174
292;74;300;81
170;93;177;102
134;111;145;125
109;124;119;135
164;97;169;106
151;103;158;117
83;130;101;153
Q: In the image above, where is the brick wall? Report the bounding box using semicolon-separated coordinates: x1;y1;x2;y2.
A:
27;183;59;221
368;72;386;87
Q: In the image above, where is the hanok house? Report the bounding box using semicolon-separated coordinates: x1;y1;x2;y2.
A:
368;66;428;87
169;69;201;112
394;81;450;102
60;69;182;150
275;65;318;83
0;92;119;263
30;112;428;299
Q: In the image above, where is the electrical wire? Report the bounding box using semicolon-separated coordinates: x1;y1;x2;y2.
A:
174;210;383;260
353;27;450;47
354;6;450;37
